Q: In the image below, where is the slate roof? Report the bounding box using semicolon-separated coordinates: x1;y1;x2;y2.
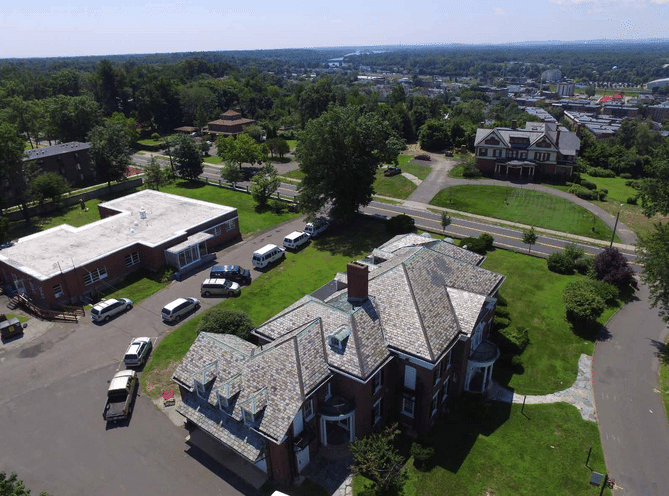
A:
176;237;504;446
23;141;90;161
474;122;580;157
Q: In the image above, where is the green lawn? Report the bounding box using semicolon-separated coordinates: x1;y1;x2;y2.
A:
95;268;172;305
282;169;306;180
658;339;669;422
203;155;225;165
286;139;297;150
430;185;615;241
365;401;609;496
482;249;624;394
143;215;393;398
373;169;417;199
160;180;300;237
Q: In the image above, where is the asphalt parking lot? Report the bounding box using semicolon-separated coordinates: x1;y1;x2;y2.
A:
0;214;307;496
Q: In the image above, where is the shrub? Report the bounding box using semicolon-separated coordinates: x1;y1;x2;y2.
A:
493;316;510;330
593;247;635;290
598;190;608;201
410;442;435;470
498;326;530;355
581;180;597;190
196;308;255;340
494;306;510;319
269;199;286;213
479;233;494;250
462;162;482;178
588;167;616;178
386;214;416;234
151;132;161;140
459;237;487;254
569;184;597;200
626;196;638;205
564;242;585;262
563;279;606;325
547;252;574;274
625;179;641;189
573;257;593;274
620;173;633;179
590;279;619;304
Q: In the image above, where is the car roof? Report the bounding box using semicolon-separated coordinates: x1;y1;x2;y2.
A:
93;298;119;310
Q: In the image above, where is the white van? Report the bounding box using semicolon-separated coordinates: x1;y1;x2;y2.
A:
161;297;200;323
304;217;329;238
283;231;310;251
252;244;285;269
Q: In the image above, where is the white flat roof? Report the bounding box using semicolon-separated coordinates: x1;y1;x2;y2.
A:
0;189;236;281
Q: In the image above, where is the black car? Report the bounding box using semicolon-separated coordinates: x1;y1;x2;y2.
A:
210;265;252;285
384;166;402;177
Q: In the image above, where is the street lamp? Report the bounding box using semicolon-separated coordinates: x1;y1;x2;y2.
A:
609;204;623;248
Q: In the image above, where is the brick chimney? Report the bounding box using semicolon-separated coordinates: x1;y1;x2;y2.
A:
347;262;369;302
511;119;517;130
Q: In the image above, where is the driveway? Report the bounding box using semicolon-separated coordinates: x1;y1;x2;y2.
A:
0;215;308;496
593;283;669;495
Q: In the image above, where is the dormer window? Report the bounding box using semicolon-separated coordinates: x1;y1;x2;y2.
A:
242;408;257;426
329;325;351;352
194;381;205;399
217;393;229;411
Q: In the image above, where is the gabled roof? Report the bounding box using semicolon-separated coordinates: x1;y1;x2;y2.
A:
475;123;579;157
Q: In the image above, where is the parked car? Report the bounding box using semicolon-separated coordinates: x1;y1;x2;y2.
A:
103;370;138;422
201;278;241;297
123;337;153;367
91;298;133;323
415;154;431;161
303;217;329;238
161;297;200;323
209;265;252;285
384;166;402;176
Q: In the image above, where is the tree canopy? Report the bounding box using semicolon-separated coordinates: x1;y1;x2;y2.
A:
216;133;267;170
173;134;204;180
637;223;669;322
296;105;404;222
88;119;132;188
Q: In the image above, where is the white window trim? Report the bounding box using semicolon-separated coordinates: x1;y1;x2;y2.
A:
372;370;383;394
401;397;415;418
373;397;382;425
433;363;441;386
194;381;205;399
303;399;314;422
242;408;256;426
125;252;140;268
431;391;439;418
324;383;332;401
83;266;108;286
53;284;64;298
442;376;450;402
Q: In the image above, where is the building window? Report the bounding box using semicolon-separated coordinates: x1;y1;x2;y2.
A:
471;323;483;353
226;220;236;231
401;396;415;418
404;365;416;390
431;391;440;417
303;399;314;421
442;376;450;402
372;369;383;394
242;408;256;426
433;363;441;386
124;252;140;268
39;287;44;299
324;382;332;400
478;148;487;157
194;381;205;399
83;266;107;286
213;225;222;236
53;284;64;298
217;393;228;411
372;398;383;426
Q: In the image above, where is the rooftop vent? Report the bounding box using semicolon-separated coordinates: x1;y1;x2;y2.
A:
139;207;146;220
329;325;351;352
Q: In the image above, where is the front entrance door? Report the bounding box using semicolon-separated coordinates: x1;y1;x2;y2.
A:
296;446;310;473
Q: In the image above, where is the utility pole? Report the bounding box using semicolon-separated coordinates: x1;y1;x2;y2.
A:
609;204;623;248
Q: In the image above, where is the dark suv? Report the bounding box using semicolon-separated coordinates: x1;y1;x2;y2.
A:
210;265;252;285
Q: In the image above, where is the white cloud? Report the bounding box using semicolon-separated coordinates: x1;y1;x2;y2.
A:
650;0;669;4
494;7;506;15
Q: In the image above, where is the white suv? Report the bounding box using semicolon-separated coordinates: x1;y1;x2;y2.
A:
123;337;153;367
91;298;133;323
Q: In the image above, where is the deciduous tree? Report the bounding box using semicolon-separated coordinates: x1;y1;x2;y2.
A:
251;164;280;207
296;105;404;222
29;172;70;206
522;227;538;254
350;423;407;494
637;223;669;322
216;134;267;170
88;120;132;189
173;134;203;180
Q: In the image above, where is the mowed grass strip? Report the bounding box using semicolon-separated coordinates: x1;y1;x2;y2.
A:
400;402;608;496
160;180;300;236
143;216;393;398
430;185;614;240
373;168;417;199
482;249;623;394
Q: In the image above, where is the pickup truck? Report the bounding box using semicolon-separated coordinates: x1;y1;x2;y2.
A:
103;370;138;422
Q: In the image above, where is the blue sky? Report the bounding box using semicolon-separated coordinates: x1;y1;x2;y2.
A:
1;0;669;58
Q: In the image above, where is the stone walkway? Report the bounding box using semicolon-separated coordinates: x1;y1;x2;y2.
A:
488;354;597;422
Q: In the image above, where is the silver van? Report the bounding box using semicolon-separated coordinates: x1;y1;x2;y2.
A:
201;278;241;297
161;297;200;323
283;231;310;251
252;244;285;269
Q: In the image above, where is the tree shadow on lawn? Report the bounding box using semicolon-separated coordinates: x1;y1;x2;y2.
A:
312;214;392;258
650;338;669;366
407;395;512;474
173;179;207;190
